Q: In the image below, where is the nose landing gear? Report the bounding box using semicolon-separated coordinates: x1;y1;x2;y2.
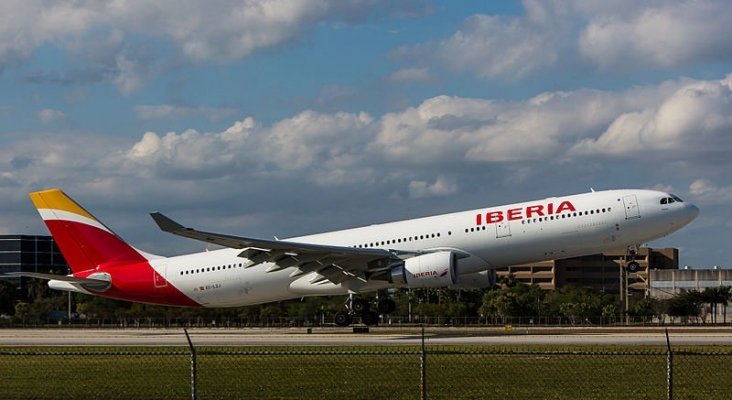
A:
626;246;640;273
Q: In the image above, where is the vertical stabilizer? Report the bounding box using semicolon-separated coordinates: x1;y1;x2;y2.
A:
29;189;149;273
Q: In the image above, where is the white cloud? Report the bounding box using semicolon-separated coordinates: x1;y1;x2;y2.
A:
0;0;420;93
121;111;377;183
373;83;665;163
432;13;559;79
37;109;68;124
135;105;237;121
649;183;675;194
579;1;732;70
689;179;732;205
571;77;732;156
408;177;456;199
400;0;732;80
388;67;432;83
7;72;732;198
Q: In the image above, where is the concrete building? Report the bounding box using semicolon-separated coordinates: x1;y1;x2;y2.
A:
496;247;678;293
650;268;732;299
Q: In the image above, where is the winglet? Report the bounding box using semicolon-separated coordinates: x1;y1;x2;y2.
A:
150;212;187;233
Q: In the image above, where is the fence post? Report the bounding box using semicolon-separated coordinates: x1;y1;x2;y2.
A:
420;325;427;400
665;328;673;400
184;328;197;400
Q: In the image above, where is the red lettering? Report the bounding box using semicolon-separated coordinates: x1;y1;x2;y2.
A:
526;205;544;218
507;208;522;221
475;201;576;225
556;201;576;213
486;211;503;223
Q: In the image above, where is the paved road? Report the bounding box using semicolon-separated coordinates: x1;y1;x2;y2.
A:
1;327;731;346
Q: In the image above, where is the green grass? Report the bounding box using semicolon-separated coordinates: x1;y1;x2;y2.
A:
1;346;732;399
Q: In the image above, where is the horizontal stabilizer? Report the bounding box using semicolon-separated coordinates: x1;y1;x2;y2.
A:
2;272;112;292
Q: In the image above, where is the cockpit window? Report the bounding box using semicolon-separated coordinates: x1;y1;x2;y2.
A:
661;194;684;205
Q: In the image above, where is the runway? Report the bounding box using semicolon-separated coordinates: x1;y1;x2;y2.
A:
2;327;732;347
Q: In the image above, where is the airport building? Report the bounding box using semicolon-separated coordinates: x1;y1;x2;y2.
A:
0;235;68;294
649;268;732;299
496;247;678;293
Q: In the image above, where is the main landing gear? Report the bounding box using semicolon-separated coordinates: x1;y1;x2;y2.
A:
334;295;396;327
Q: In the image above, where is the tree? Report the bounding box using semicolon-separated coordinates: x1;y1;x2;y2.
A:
700;286;732;324
720;286;732;324
629;297;660;321
14;302;29;324
602;304;617;325
0;280;16;316
544;286;617;325
479;282;545;323
667;290;703;323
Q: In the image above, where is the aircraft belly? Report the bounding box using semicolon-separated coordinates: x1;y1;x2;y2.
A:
289;273;390;295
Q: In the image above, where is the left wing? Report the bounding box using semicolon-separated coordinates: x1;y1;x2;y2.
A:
150;212;404;286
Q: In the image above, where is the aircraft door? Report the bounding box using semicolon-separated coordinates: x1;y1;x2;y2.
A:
622;195;641;220
495;220;511;238
153;262;168;288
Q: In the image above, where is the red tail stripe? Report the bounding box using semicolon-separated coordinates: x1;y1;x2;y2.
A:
44;220;146;272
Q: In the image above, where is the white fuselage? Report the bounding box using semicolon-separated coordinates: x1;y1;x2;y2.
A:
152;189;698;307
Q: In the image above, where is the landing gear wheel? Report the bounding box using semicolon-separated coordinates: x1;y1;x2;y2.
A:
334;312;353;327
377;299;396;314
626;261;640;273
361;311;379;326
352;298;370;313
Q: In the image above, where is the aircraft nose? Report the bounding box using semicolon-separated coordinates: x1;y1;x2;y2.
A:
685;204;700;223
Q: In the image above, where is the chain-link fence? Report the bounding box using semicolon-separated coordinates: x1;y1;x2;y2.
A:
2;331;732;399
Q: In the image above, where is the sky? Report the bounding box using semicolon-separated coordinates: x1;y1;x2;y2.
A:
1;0;731;268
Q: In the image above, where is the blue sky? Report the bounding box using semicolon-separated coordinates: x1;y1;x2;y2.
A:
1;0;732;268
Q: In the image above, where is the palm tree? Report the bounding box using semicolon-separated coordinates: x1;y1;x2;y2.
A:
701;287;731;324
719;286;732;324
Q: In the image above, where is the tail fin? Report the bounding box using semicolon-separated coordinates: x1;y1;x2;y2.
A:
29;188;149;273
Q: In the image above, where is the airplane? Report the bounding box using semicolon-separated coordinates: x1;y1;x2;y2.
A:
6;188;698;326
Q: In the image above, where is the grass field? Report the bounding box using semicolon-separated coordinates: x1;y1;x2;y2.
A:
2;345;732;399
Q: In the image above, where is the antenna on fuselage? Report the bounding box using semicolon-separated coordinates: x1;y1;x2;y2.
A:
590;187;595;192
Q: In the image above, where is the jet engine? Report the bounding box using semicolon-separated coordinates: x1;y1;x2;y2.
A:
389;251;457;288
451;270;496;289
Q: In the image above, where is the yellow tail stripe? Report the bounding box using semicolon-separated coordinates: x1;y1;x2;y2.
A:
29;188;96;221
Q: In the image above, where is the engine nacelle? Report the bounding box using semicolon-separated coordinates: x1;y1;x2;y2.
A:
451;270;496;289
389;251;457;288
